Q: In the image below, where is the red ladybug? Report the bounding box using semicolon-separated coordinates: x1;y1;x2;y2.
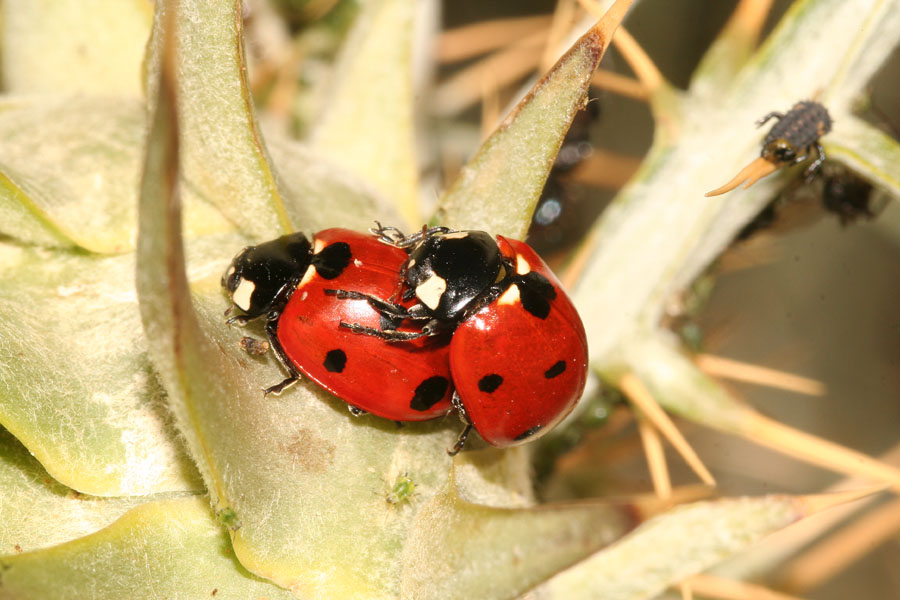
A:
330;225;589;452
222;228;454;421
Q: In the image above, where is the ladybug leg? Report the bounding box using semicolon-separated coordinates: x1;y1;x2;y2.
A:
447;424;473;456
262;316;301;396
324;289;411;320
369;222;452;249
447;392;473;456
348;405;368;417
338;322;431;342
803;143;826;180
755;111;784;127
225;312;252;326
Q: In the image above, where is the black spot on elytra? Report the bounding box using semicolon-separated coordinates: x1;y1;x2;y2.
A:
313;242;352;280
516;272;556;319
410;376;450;411
323;349;347;373
544;360;566;378
478;374;503;393
514;425;542;441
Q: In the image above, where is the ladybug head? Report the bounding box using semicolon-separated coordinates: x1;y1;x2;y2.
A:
222;232;312;319
762;138;797;164
405;230;507;321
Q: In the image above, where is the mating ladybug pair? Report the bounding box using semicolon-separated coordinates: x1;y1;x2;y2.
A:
222;224;588;453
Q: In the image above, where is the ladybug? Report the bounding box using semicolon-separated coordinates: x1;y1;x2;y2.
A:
328;225;589;453
707;100;833;196
222;228;454;421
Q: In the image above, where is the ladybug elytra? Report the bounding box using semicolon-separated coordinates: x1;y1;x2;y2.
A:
328;224;589;453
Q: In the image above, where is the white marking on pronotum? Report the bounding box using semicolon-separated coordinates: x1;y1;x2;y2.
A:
416;274;447;310
516;254;531;275
232;279;256;311
297;264;316;288
313;238;326;253
224;265;236;279
497;284;520;306
441;231;469;240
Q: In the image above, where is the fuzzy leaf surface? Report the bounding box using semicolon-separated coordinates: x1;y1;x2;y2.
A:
401;489;633;599
0;428;187;555
144;0;292;242
0;96;234;252
537;495;803;600
0;497;295;600
825;115;900;197
312;0;422;226
1;0;152;95
0;241;203;496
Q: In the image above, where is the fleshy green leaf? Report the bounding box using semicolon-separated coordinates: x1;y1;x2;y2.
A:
0;241;203;496
1;0;152;95
0;428;187;554
434;0;632;239
825;115;900;197
537;495;806;600
144;0;292;242
312;0;423;227
266;134;406;233
0;96;233;253
0;497;295;600
401;488;634;599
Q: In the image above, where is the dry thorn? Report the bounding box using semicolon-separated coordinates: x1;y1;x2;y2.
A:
433;30;546;116
729;0;776;45
682;574;805;600
541;0;579;72
738;409;900;491
591;69;650;100
695;353;827;396
795;486;888;517
779;495;900;593
620;373;717;487
636;409;672;500
576;0;666;95
437;15;552;63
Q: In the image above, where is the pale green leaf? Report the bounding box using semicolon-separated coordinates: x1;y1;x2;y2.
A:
1;0;152;95
144;0;292;242
0;241;203;496
825;115;900;197
0;96;234;253
434;0;631;239
0;497;295;600
266;134;406;233
0;428;188;554
400;489;633;599
537;496;803;600
312;0;424;227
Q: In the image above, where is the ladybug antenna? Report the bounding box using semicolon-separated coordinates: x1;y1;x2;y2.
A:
705;157;777;197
